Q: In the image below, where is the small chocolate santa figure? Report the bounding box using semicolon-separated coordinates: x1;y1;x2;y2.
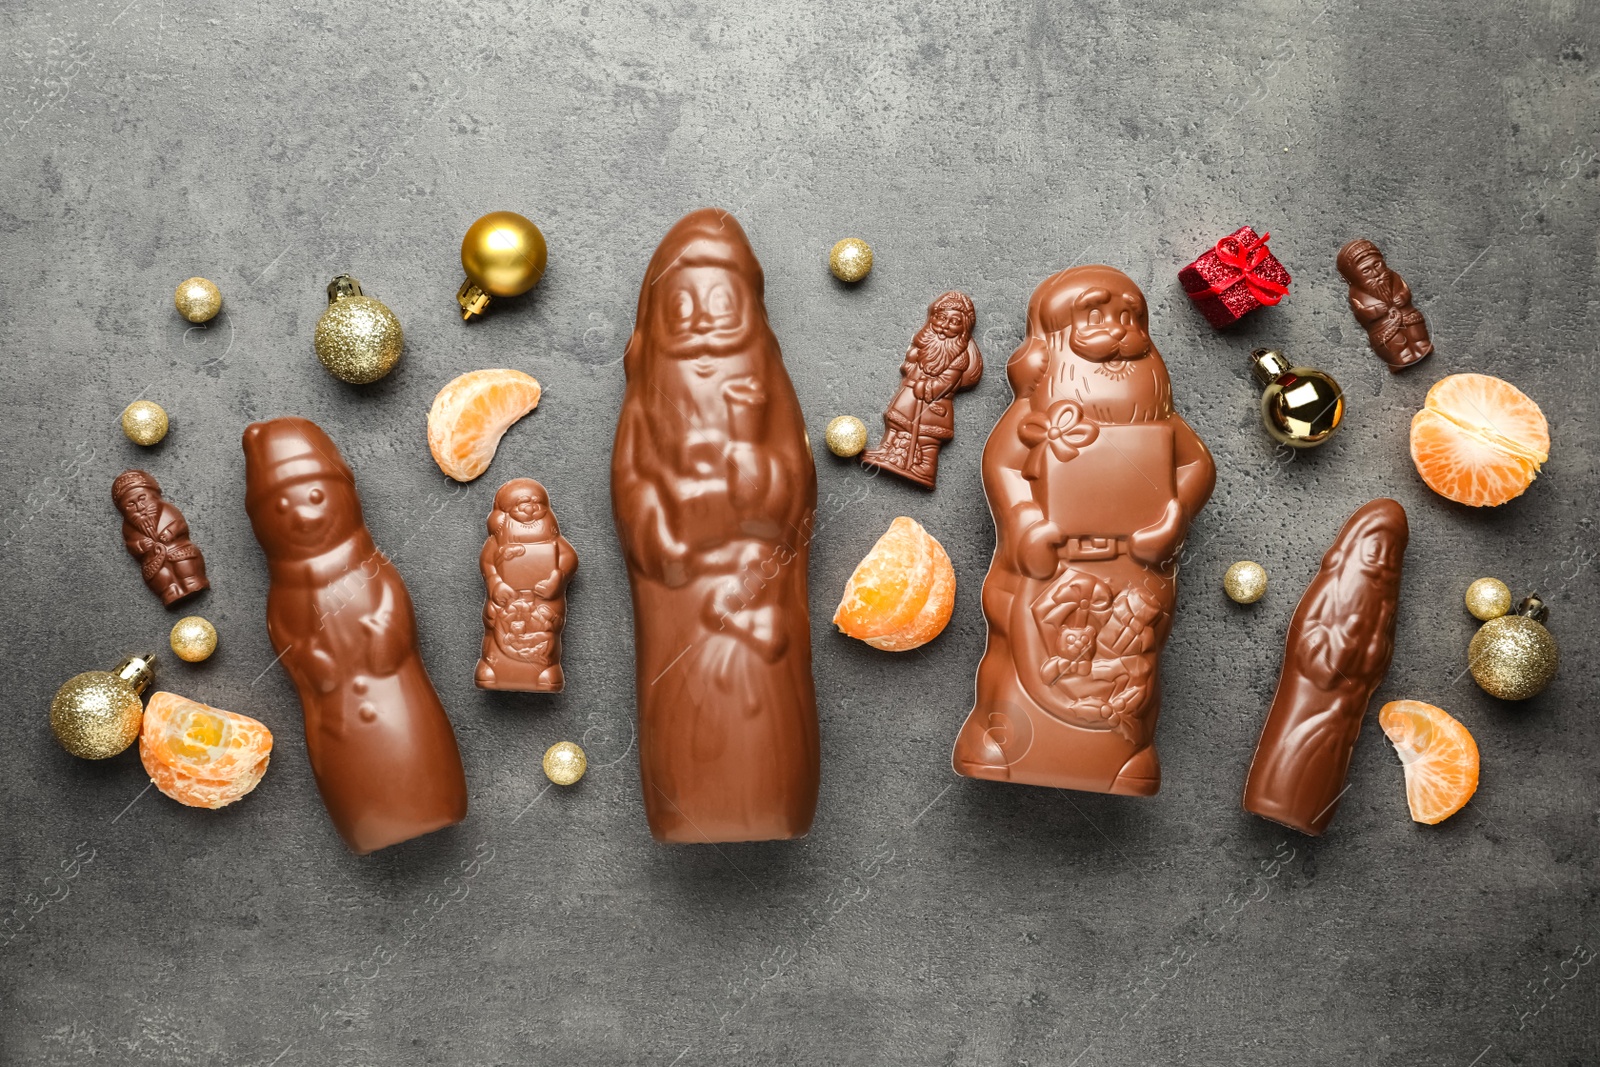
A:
112;469;209;607
1337;239;1432;372
860;291;983;489
476;478;578;693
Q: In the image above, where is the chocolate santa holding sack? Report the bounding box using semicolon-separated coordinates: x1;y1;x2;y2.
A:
476;478;578;692
243;417;467;855
612;208;819;844
952;265;1215;795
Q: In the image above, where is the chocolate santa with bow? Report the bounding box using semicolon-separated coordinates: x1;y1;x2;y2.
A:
952;265;1215;795
243;417;467;855
611;208;819;843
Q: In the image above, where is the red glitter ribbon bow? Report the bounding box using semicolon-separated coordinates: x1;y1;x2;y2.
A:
1209;231;1289;306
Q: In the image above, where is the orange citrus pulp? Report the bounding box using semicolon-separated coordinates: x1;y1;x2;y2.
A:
833;516;955;652
139;691;273;809
427;368;542;482
1379;699;1479;825
1409;373;1549;507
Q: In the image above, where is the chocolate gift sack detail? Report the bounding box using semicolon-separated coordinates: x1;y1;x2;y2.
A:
476;478;578;693
952;266;1216;795
611;208;820;844
1178;226;1291;329
112;470;209;607
1337;239;1432;372
1243;499;1408;836
242;417;467;855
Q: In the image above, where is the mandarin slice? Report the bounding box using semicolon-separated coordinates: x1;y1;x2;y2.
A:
1409;373;1549;506
1379;699;1479;825
833;516;955;652
427;368;543;482
139;691;273;809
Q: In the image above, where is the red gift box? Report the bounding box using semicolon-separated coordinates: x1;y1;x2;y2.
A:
1178;226;1291;328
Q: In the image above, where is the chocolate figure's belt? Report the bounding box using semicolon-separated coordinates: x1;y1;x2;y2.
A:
1374;305;1426;345
1065;536;1126;561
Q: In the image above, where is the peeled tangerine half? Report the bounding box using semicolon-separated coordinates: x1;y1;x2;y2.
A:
1379;700;1479;826
139;691;273;809
1410;373;1549;507
833;516;955;652
427;368;542;482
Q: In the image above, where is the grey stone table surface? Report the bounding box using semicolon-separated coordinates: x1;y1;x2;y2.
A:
2;1;1597;1064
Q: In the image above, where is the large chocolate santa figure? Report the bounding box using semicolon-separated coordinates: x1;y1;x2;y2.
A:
611;208;820;843
243;417;468;854
952;265;1215;795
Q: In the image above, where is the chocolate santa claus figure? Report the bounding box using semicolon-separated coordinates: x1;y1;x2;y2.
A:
243;417;467;855
112;469;209;607
612;208;820;844
1337;239;1432;372
860;290;983;489
476;478;578;693
952;265;1215;795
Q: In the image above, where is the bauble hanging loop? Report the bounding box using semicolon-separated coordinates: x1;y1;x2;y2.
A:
458;211;547;320
314;275;404;384
1251;348;1344;448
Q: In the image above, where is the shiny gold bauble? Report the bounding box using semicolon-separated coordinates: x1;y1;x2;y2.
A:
829;238;873;283
542;741;587;786
825;415;868;457
50;654;155;759
1465;577;1512;621
1251;349;1344;448
169;616;218;663
121;400;169;446
314;275;404;384
1470;611;1559;701
1223;561;1268;604
174;277;222;323
458;211;547;320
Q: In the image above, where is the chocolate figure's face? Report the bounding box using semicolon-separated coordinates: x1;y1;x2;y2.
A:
1069;285;1151;363
656;265;753;376
507;488;546;524
1352;249;1387;288
1359;533;1396;572
120;486;160;525
266;477;359;555
930;305;968;339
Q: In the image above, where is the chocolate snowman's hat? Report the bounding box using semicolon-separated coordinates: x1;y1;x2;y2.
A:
242;416;357;515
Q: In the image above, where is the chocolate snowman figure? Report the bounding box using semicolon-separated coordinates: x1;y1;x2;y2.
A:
476;478;578;692
952;265;1215;796
242;416;467;855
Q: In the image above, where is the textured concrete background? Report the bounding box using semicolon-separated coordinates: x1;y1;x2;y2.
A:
2;1;1598;1064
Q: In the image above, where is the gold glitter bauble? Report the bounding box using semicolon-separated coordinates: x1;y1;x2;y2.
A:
1469;614;1559;700
121;400;169;446
542;741;587;786
458;211;547;320
829;238;873;283
314;276;404;384
174;277;222;323
1223;561;1268;604
825;415;868;457
50;654;155;760
1465;577;1512;621
169;616;218;663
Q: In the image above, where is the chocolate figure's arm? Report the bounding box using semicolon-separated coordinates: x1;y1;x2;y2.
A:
121;520;153;557
917;350;967;402
1129;413;1217;568
362;576;412;677
984;403;1062;580
479;534;515;607
958;340;984;389
1346;289;1391;327
612;404;689;584
533;535;579;599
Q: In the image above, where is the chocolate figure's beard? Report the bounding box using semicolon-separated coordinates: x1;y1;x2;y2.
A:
657;326;754;362
1069;327;1149;363
510;516;554;541
130;499;160;535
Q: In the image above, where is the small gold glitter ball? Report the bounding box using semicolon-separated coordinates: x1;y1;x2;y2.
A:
1469;614;1559;700
174;277;222;323
825;415;868;457
170;616;218;663
542;741;587;786
314;277;404;384
1465;577;1512;621
49;655;155;760
829;238;873;283
1223;561;1268;604
121;400;169;446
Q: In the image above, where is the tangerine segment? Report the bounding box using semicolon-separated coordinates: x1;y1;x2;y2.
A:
427;369;542;482
1379;700;1479;825
139;691;273;809
1409;373;1548;507
833;516;955;652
